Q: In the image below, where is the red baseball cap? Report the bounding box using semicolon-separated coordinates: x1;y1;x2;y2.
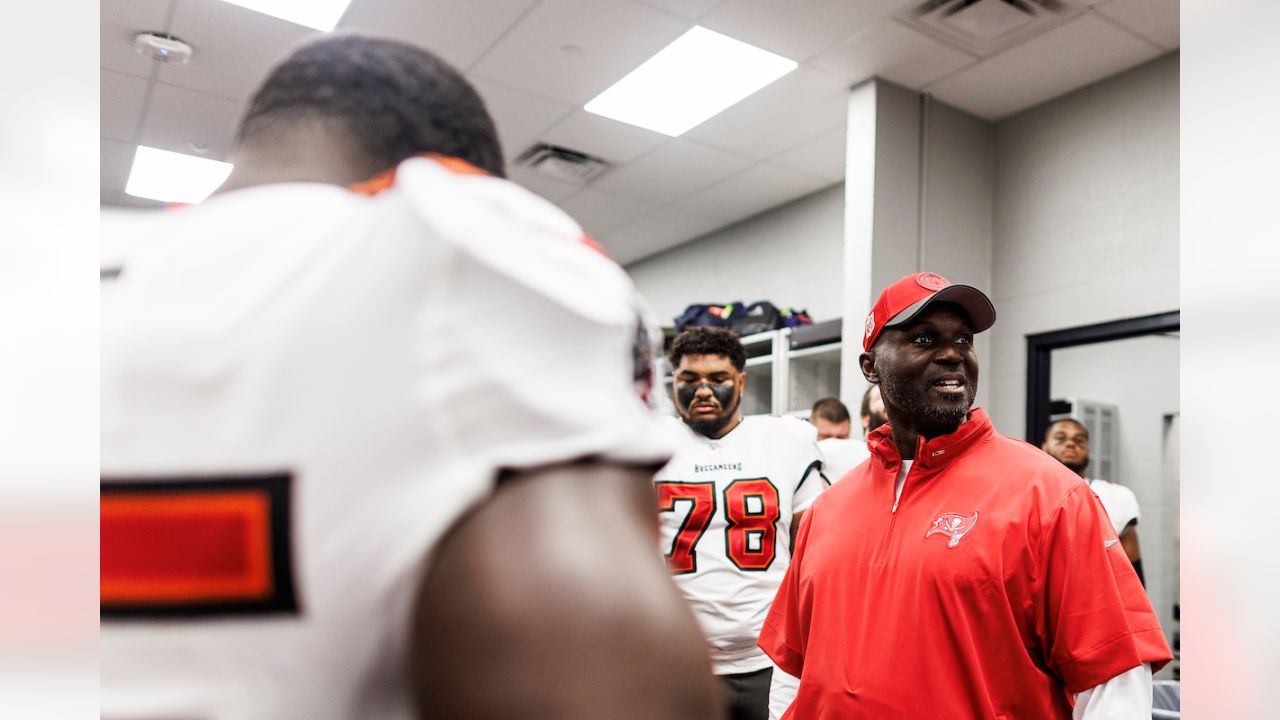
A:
862;271;996;351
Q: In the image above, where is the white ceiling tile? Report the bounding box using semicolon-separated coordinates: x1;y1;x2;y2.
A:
101;138;136;192
591;139;754;204
557;188;662;237
770;126;846;182
160;0;316;101
100;0;1178;232
138;83;244;160
808;19;977;90
634;0;726;20
470;0;688;106
598;207;727;265
1095;0;1179;50
507;165;583;204
469;78;575;163
682;64;849;160
102;70;150;143
699;0;911;61
541;111;669;164
339;0;537;71
673;163;833;220
116;193;169;209
101;0;172;78
924;13;1162;120
102;0;172;33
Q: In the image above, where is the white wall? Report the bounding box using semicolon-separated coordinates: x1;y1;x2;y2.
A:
987;52;1179;436
1051;334;1180;671
625;181;844;328
920;101;995;301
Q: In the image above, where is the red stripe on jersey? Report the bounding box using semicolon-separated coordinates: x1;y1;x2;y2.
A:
101;491;273;604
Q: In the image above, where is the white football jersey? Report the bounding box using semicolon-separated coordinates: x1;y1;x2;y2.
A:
100;157;680;720
655;415;826;674
817;436;870;483
1089;478;1141;537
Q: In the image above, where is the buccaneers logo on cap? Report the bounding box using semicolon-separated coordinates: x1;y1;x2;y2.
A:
916;272;950;291
925;511;978;548
864;312;875;338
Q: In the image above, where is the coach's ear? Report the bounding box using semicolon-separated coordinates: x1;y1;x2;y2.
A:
859;352;878;384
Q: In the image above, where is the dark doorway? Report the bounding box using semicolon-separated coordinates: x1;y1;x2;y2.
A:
1024;311;1179;443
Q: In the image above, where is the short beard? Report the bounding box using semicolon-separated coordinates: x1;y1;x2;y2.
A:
1060;457;1089;475
879;374;972;436
683;395;740;438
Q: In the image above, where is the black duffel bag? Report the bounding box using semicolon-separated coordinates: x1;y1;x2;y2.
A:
674;301;744;332
729;301;783;337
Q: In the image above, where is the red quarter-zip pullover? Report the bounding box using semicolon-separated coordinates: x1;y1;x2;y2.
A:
758;409;1170;719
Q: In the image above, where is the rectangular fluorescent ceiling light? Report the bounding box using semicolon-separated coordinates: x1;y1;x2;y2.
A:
585;26;797;137
125;146;233;205
217;0;352;31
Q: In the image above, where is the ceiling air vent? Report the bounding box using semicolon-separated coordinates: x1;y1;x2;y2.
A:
895;0;1084;57
514;143;611;184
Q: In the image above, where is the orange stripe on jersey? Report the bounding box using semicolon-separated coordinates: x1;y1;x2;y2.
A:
423;153;489;177
347;166;399;196
347;153;491;196
578;233;611;258
101;474;297;617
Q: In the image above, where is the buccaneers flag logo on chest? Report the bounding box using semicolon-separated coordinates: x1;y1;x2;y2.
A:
925;511;979;548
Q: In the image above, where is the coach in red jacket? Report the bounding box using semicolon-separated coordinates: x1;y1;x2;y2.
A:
758;272;1171;719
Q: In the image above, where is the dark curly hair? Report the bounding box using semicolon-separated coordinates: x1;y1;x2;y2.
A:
669;327;746;371
236;33;505;178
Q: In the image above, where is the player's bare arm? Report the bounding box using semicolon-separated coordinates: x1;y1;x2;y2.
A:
790;510;805;550
1120;519;1145;585
411;460;723;720
1120;521;1141;563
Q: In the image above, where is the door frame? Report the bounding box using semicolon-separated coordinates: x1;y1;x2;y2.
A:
1024;311;1179;442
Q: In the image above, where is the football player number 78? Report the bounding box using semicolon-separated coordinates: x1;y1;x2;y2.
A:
656;479;781;573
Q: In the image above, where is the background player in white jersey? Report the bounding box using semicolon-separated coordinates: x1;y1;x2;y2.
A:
100;33;720;720
1043;417;1146;584
656;327;826;720
808;396;867;483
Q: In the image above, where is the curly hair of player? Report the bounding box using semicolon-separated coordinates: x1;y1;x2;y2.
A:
669;327;747;371
236;32;505;178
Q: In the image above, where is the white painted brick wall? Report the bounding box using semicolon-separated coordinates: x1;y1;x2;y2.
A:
625;182;845;327
988;52;1179;435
